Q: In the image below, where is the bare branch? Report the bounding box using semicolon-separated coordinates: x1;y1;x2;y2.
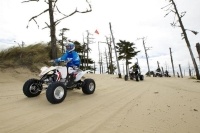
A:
180;11;186;18
41;22;50;29
185;29;199;35
55;5;67;17
164;11;171;17
26;9;49;28
44;0;49;4
22;0;39;3
161;3;172;9
55;0;92;24
164;4;173;11
53;0;58;8
171;9;176;13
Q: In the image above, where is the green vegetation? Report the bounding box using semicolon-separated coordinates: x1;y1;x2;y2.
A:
0;43;61;72
0;42;95;72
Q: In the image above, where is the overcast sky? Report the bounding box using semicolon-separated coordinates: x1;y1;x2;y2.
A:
0;0;200;75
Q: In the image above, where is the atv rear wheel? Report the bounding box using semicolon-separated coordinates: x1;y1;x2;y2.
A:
23;79;42;97
140;75;144;80
82;79;95;94
46;82;67;104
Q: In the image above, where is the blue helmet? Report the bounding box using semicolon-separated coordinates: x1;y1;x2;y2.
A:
64;42;75;52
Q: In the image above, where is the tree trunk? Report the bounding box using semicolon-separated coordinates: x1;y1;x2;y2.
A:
171;0;200;80
109;22;121;78
105;49;109;74
169;47;175;77
126;59;128;77
49;0;57;59
196;43;200;62
179;64;183;78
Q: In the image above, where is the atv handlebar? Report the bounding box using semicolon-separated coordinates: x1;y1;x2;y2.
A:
49;60;74;67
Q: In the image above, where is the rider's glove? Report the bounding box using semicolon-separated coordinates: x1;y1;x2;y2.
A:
72;65;78;70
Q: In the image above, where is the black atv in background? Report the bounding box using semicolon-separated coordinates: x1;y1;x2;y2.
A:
124;68;144;81
129;68;144;81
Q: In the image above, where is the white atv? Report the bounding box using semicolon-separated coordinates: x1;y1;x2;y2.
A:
22;61;95;104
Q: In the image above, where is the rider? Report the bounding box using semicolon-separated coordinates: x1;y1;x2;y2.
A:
54;42;80;68
130;62;140;73
54;42;80;86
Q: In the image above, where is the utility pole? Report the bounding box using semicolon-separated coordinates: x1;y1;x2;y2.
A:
109;22;121;78
179;64;183;78
169;47;175;77
137;37;151;76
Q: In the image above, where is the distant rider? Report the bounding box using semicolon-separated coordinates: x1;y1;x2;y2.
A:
130;62;140;74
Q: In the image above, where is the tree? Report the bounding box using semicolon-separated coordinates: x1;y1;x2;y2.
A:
22;0;92;59
58;28;69;53
116;40;140;77
106;37;114;74
73;41;94;71
162;0;200;80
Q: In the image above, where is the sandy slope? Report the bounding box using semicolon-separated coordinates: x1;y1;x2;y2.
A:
0;68;200;133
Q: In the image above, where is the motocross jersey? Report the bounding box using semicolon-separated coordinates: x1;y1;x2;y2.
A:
55;51;80;67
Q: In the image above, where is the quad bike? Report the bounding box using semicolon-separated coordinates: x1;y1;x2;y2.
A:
128;68;144;81
22;60;95;104
153;71;163;77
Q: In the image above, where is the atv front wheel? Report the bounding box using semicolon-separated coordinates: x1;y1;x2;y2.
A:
82;79;95;94
46;82;67;104
23;79;42;97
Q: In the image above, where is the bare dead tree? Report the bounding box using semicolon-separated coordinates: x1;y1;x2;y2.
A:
106;36;114;74
104;48;109;74
109;22;121;78
169;47;175;77
137;37;152;77
162;0;200;80
22;0;92;59
196;43;200;62
85;30;94;68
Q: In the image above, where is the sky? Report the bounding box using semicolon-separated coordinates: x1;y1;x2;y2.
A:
0;0;200;76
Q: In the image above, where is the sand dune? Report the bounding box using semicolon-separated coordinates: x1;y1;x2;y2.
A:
0;68;200;133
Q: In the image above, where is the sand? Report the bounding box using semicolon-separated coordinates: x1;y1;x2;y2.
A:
0;68;200;133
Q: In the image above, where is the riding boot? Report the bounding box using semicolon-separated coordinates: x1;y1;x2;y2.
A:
67;74;75;87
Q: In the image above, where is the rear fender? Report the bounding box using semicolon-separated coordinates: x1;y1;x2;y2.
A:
74;70;90;81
